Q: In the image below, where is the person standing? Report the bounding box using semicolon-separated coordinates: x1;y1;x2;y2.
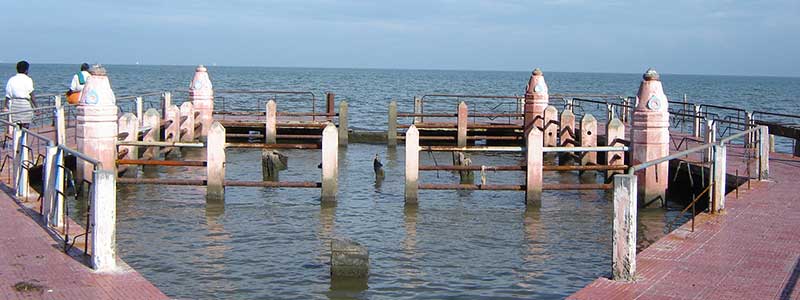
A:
67;63;90;104
4;61;37;128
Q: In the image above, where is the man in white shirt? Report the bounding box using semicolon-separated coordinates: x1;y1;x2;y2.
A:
4;61;37;128
67;63;90;104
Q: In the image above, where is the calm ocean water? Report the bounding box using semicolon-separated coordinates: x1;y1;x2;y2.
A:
5;64;798;299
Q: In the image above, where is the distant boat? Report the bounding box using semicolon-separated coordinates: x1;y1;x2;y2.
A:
135;61;140;65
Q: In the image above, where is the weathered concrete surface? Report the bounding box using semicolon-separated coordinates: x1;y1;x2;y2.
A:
330;237;369;278
0;188;168;299
569;148;800;300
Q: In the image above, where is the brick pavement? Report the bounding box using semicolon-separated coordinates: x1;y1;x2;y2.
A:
569;148;800;299
0;188;167;300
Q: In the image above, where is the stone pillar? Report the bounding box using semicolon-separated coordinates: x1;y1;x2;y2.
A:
42;144;57;225
559;109;576;165
91;170;117;272
405;125;419;204
207;122;226;201
388;101;398;147
612;174;637;281
55;96;67;146
543;105;558;147
265;100;277;144
693;104;702;138
142;109;160;160
76;65;118;185
526;126;543;207
162;91;172;120
164;105;181;157
338;100;349;147
711;144;727;213
321;122;339;202
413;96;423;124
580;114;598;167
457;101;468;147
13;127;30;200
606;119;626;180
524;68;549;135
118;113;138;177
631;68;670;208
180;102;196;142
189;65;214;138
758;126;769;180
135;96;144;125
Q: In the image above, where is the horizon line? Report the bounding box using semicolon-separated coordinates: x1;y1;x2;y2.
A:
0;61;796;79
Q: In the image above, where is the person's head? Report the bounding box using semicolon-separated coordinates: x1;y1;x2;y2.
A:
80;63;90;72
16;61;29;74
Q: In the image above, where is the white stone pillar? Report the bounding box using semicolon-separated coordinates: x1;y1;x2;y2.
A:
711;144;727;213
526;126;543;207
758;126;769;180
405;125;419;204
631;68;670;208
189;65;214;138
612;174;637;281
76;65;118;184
322;122;339;202
207;122;226;201
91;170;117;272
265;100;277;144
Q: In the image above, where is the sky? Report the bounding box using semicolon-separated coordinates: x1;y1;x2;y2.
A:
1;0;799;77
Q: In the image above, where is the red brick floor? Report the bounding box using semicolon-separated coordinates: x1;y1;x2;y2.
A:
0;188;167;300
569;148;800;299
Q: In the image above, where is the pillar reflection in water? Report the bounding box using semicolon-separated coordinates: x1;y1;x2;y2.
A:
203;199;234;293
399;203;422;288
317;202;336;265
518;208;547;283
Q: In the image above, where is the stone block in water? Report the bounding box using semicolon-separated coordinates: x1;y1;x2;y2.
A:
330;237;369;278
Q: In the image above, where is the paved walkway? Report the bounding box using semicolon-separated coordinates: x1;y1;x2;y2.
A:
0;188;167;300
569;149;800;299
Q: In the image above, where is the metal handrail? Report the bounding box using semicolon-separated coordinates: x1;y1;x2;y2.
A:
718;126;763;145
628;143;715;175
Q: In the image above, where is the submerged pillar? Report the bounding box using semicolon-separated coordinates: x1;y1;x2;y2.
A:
523;68;549;136
76;65;118;185
321;123;339;202
526;126;543;207
405;125;420;204
207;122;226;201
189;65;214;139
631;68;670;208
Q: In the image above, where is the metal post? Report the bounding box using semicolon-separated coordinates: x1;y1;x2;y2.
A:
326;92;335;117
388;101;397;147
612;174;637;281
322;122;339;202
405;125;419;204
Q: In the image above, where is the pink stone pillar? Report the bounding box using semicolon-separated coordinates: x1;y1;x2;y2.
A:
524;68;549;136
189;65;214;139
632;68;670;208
76;65;118;185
